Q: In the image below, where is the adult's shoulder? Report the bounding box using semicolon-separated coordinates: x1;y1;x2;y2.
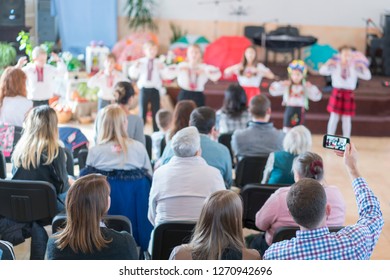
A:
169;244;193;260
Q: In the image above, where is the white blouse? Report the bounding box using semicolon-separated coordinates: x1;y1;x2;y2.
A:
319;62;371;90
0;96;33;126
164;62;221;91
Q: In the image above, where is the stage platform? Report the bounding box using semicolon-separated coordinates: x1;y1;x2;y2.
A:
166;67;390;137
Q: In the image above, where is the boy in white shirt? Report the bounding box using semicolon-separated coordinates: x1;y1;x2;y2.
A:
129;41;164;131
88;53;128;110
16;46;66;107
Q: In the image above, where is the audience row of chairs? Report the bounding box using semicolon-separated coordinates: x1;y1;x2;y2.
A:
0;176;320;259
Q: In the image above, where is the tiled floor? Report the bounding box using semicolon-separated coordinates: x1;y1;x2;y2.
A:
11;120;390;259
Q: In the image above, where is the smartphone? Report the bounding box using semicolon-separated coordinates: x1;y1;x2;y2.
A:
322;134;350;151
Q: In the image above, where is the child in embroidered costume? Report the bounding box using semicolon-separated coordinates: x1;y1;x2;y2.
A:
224;46;275;104
319;46;371;137
269;60;322;132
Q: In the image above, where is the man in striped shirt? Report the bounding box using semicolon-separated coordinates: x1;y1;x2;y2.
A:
264;143;383;260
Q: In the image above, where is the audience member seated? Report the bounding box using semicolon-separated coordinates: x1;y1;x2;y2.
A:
0;67;32;126
46;174;138;260
169;190;260;260
94;81;145;145
160;107;232;187
261;125;312;184
263;144;383;259
151;109;172;160
231;95;284;160
4;106;69;259
253;151;346;256
166;100;196;143
148;127;225;228
216;84;250;134
12;106;69;211
87;104;152;176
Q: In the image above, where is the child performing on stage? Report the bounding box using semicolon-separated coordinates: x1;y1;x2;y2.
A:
16;46;66;107
269;60;322;132
129;41;166;132
88;53;128;110
224;46;275;104
166;44;221;107
319;46;371;137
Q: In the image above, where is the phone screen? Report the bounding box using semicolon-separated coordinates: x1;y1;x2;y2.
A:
323;134;350;151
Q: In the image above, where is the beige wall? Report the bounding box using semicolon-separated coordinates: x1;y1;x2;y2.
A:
118;17;380;60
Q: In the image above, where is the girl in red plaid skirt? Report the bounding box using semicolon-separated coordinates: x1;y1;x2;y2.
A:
319;46;371;137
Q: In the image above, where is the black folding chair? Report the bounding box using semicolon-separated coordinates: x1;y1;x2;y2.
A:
235;156;269;189
240;183;288;230
77;149;88;171
64;148;74;177
0;150;6;179
218;133;234;166
52;214;133;235
145;135;152;160
146;221;196;260
0;179;57;225
272;226;344;243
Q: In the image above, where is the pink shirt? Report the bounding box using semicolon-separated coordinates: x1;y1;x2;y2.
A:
255;185;346;246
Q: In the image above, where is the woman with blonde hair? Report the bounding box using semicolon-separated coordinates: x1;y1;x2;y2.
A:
261;125;312;184
0;67;32;126
86;104;152;175
170;190;260;260
12;105;69;208
82;104;153;251
46;174;138;259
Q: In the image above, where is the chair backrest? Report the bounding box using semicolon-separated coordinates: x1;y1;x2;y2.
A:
235;156;269;188
0;179;57;224
145;135;152;160
272;226;344;244
151;221;196;260
64;148;74;177
160;137;166;158
240;183;289;230
77;149;88;171
218;133;234;166
244;25;265;40
0;150;6;179
51;214;133;235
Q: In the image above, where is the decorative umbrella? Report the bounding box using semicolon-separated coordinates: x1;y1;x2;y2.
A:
203;36;252;80
170;35;210;51
112;32;158;64
303;43;338;71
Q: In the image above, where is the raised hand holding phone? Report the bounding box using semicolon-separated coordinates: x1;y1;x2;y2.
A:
323;134;350;151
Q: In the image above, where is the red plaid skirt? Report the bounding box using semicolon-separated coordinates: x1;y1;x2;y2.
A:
242;86;261;105
327;88;355;116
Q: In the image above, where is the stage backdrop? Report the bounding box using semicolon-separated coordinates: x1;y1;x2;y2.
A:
52;0;117;55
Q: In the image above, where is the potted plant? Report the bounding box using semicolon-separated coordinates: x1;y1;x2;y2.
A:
0;42;17;74
127;0;157;31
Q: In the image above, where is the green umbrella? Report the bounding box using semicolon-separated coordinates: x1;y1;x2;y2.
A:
170;35;210;51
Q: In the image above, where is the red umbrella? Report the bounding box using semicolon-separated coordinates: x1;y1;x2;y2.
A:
203;36;252;81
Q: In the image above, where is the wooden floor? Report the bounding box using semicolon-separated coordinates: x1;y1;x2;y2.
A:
11;121;390;259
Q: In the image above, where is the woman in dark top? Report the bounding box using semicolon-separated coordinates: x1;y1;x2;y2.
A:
46;174;138;260
216;84;250;134
169;190;260;260
11;105;69;210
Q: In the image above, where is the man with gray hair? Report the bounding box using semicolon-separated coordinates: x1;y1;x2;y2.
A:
148;126;225;228
16;46;66;107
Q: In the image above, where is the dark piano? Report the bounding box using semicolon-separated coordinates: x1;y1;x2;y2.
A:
252;32;317;64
